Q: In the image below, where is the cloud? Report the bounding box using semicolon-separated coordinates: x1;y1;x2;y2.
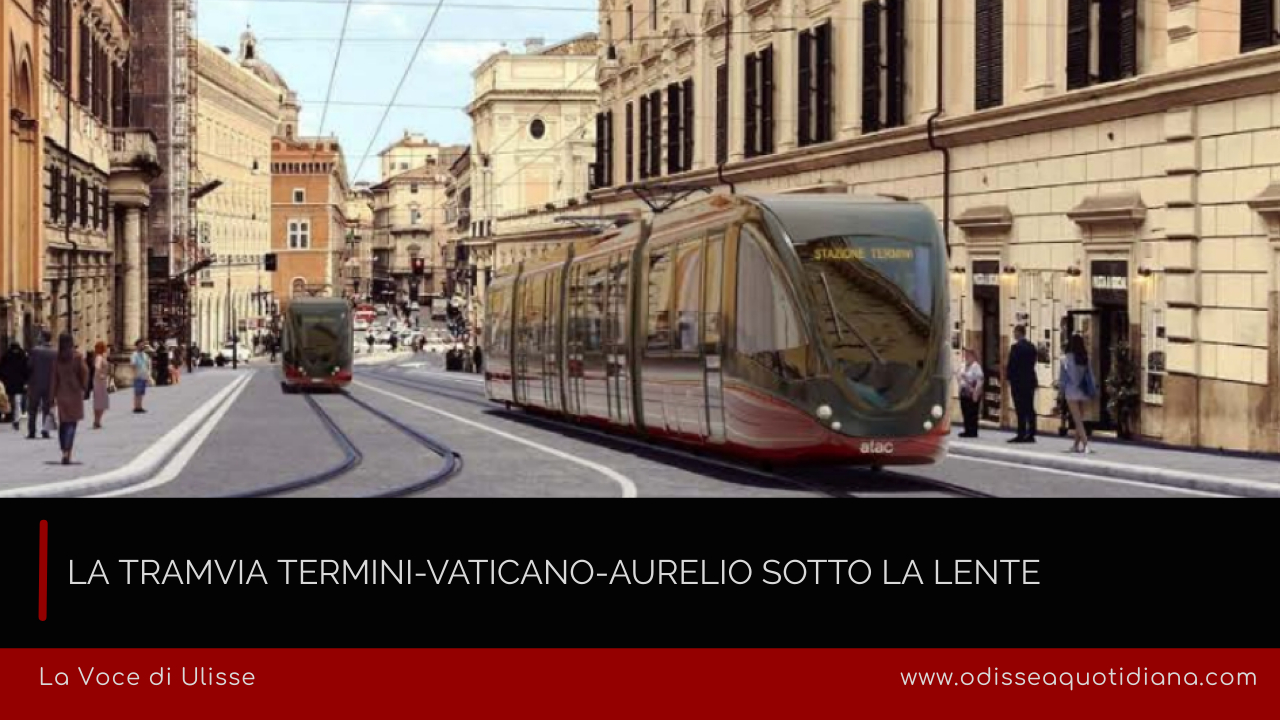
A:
422;41;505;68
353;2;409;31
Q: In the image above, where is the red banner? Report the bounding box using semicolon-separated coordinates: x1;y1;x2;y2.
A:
1;648;1273;718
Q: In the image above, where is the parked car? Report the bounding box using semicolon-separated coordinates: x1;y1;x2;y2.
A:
375;304;389;316
354;318;370;332
216;343;246;363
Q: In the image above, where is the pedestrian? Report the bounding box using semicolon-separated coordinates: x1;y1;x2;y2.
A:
49;333;87;465
169;354;181;385
1059;334;1097;454
89;341;110;429
25;331;56;439
184;342;195;373
472;344;483;375
0;342;30;430
1005;324;1039;443
366;334;375;354
131;339;151;414
956;348;983;438
269;334;279;363
390;333;399;353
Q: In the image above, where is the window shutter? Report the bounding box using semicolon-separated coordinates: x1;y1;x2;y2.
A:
1066;0;1091;90
715;64;728;164
816;21;833;142
626;103;635;182
51;167;62;222
66;174;77;226
79;21;92;106
639;95;650;179
1118;0;1139;79
649;90;663;177
761;45;775;154
744;52;758;157
975;0;1004;110
605;110;614;186
593;113;605;188
1098;0;1121;82
667;83;681;174
681;78;694;171
861;0;882;133
798;29;813;147
1241;0;1277;53
884;0;905;128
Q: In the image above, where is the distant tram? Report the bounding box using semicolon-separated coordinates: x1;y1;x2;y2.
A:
483;193;951;466
280;297;354;392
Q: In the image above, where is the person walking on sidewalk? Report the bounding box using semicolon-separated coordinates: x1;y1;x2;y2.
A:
956;348;984;438
131;339;151;414
49;334;88;465
25;332;56;439
1060;334;1096;454
1005;325;1039;443
90;341;111;429
1;342;29;430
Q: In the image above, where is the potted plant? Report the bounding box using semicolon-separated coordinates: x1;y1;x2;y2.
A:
1106;340;1140;440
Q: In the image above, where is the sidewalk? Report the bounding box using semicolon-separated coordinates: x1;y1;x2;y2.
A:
949;428;1280;497
0;368;247;497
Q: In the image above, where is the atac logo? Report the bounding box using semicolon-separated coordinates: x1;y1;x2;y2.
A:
860;441;895;455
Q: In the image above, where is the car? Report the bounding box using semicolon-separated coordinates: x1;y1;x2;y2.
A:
216;343;247;363
409;301;420;311
375;304;389;315
354;319;369;332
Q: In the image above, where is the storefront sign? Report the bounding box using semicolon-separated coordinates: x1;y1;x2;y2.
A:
1090;260;1129;306
972;261;1000;299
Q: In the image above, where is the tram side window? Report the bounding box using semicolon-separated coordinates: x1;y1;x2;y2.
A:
736;230;810;380
645;246;675;356
566;265;585;354
609;255;629;348
673;240;702;355
584;261;608;352
704;232;724;349
528;275;547;355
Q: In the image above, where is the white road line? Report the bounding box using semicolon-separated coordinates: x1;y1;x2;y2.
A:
366;373;830;496
92;372;256;497
946;454;1228;497
402;368;484;384
0;373;254;498
354;380;638;498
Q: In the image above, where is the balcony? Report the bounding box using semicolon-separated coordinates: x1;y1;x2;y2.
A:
110;129;160;172
108;129;162;207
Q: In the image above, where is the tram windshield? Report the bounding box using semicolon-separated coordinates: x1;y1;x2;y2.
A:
793;235;935;409
287;309;349;374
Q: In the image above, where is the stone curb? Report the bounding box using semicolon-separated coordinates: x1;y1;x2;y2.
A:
0;373;253;499
948;441;1280;498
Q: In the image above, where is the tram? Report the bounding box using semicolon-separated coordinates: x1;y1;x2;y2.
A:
279;297;354;392
483;193;951;466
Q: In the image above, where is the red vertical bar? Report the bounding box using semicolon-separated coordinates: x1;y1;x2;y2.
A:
38;520;48;621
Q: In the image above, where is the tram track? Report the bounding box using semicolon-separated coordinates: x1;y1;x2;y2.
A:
223;388;463;498
364;365;989;499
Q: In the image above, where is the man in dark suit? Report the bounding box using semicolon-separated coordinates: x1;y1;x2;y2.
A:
1005;325;1039;443
25;331;56;439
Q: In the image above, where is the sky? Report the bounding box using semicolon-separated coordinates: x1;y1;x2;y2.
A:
198;0;598;184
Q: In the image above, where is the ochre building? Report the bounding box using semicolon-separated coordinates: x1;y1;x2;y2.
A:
270;137;349;301
569;0;1280;453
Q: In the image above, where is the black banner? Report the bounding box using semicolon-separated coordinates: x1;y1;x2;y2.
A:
1;503;1270;649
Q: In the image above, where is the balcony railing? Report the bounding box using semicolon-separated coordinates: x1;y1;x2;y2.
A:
109;129;160;171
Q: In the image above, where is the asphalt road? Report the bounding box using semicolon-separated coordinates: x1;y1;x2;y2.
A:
130;354;1209;498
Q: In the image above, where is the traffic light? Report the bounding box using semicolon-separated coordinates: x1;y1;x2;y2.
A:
411;257;426;276
264;253;277;272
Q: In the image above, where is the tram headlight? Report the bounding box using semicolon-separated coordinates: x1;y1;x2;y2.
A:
830;422;842;432
816;404;833;420
930;404;944;419
923;420;934;431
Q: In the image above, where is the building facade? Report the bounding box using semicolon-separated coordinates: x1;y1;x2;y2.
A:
369;132;464;304
343;181;374;301
1;0;44;350
191;39;277;353
569;0;1280;453
270;136;348;302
